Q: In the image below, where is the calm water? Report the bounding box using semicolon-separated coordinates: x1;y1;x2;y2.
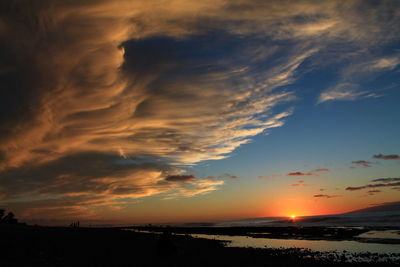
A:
129;229;400;254
190;233;400;254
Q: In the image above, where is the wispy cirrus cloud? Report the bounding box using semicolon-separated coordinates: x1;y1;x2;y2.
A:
318;53;400;103
318;83;366;103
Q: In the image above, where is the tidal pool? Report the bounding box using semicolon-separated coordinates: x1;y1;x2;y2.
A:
189;233;400;254
128;229;400;254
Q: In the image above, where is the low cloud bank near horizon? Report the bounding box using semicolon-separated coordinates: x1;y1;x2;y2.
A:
0;0;400;220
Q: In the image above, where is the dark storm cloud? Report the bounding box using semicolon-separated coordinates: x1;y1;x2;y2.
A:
373;154;400;160
351;160;372;167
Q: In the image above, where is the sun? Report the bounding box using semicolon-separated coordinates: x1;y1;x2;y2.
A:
290;215;296;219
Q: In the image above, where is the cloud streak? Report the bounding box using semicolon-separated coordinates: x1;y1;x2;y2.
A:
313;194;338;199
373;154;400;160
287;172;319;177
371;178;400;183
351;160;373;168
346;182;400;191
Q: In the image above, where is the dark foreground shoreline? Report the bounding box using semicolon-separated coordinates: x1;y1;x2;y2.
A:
127;225;400;244
1;225;399;267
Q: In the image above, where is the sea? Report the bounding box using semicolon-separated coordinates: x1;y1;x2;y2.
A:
158;211;400;255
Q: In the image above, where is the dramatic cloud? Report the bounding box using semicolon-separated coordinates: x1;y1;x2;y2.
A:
0;152;225;218
351;160;372;167
313;194;338;199
1;0;399;219
373;154;400;160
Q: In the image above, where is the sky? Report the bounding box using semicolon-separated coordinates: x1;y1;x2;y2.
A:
0;0;399;225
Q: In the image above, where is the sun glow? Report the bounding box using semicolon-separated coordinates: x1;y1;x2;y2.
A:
290;215;296;219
